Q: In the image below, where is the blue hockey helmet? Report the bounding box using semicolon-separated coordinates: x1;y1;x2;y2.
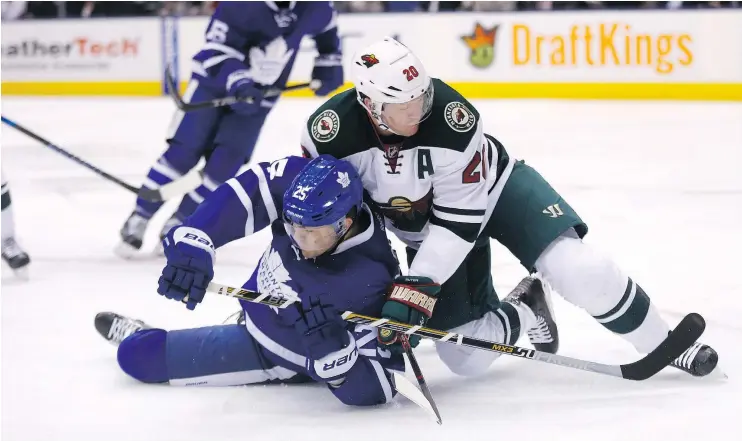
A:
283;155;363;254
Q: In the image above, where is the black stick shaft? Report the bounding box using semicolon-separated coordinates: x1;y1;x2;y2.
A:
400;335;442;425
1;116;139;194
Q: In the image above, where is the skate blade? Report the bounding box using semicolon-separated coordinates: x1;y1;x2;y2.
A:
12;265;29;280
114;242;164;261
2;260;30;280
706;363;729;381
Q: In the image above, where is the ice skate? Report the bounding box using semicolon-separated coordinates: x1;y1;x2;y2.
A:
115;212;149;258
2;237;30;278
503;276;559;353
670;340;721;378
94;312;150;346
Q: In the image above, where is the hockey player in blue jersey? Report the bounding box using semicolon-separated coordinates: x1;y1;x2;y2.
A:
96;155;411;406
117;1;343;257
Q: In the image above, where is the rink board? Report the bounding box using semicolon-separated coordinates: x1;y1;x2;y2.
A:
1;11;742;100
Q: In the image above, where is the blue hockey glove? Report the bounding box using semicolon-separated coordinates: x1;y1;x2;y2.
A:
377;276;440;354
158;227;215;310
286;295;358;384
226;71;265;116
311;53;343;96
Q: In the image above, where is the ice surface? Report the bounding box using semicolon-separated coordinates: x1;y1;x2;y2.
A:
1;96;740;441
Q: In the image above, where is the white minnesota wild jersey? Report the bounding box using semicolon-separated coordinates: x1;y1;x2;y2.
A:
301;79;505;284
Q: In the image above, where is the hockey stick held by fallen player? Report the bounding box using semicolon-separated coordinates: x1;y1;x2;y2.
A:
165;65;321;112
206;281;707;382
399;335;442;425
1;116;140;195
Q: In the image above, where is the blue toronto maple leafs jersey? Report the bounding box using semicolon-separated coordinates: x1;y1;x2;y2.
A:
184;155;403;406
191;1;339;90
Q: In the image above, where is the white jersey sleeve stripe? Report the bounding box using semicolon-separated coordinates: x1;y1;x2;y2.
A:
252;164;279;223
432;208;484;225
226;178;255;236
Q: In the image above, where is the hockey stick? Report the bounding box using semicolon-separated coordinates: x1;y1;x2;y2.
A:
207;281;706;381
1;116;139;195
399;335;442;425
165;66;320;112
137;168;204;202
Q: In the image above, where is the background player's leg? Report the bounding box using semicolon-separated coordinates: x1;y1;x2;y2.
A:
159;109;270;237
117;80;223;255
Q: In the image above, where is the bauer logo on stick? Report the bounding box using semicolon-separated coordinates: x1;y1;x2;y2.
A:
311;110;340;142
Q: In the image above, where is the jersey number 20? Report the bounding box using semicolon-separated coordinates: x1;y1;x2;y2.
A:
462;147;488;184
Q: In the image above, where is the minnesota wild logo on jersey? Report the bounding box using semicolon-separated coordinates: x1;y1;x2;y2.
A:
374;190;434;233
445;102;476;132
311;110;340;142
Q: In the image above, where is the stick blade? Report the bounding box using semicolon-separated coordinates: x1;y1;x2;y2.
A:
137;169;204;202
391;372;442;425
620;312;706;380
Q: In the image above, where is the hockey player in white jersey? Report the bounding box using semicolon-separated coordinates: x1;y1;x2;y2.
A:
1;169;30;277
300;36;718;378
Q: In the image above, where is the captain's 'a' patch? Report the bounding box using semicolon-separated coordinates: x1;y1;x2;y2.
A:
444;101;476;132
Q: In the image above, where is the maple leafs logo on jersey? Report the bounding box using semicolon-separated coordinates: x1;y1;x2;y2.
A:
257;247;300;302
360;54;380;68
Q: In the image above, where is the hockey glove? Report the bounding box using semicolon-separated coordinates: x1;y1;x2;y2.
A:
286;294;358;385
158;227;215;310
311;53;343;96
225;71;266;116
378;276;440;354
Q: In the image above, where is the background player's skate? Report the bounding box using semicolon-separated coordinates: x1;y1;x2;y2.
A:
1;171;30;278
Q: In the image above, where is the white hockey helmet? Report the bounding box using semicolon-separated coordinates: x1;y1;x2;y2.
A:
351;37;434;135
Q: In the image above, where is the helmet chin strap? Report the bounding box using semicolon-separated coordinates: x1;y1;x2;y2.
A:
376;118;394;134
359;97;401;135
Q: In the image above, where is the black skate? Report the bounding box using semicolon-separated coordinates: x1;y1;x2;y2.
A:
670;341;719;377
94;312;150;346
504;276;559;354
2;237;30;277
115;212;149;258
